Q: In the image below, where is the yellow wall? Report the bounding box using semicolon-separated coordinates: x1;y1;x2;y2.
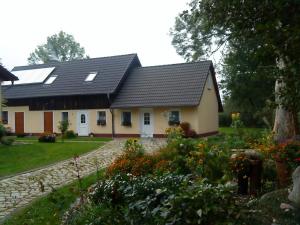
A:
197;72;219;133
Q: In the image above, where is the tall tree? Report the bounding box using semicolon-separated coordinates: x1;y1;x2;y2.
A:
28;31;88;64
171;0;300;141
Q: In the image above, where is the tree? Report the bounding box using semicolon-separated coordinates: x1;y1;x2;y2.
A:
58;120;69;142
28;31;88;64
171;0;300;141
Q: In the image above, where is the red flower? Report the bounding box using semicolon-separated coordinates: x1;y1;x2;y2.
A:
295;158;300;162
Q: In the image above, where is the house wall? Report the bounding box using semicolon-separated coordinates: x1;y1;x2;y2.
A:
2;73;219;136
197;72;219;134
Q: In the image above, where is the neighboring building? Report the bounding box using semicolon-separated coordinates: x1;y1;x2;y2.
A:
0;65;18;122
2;54;222;137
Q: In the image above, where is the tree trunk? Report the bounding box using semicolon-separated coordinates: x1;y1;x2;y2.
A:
273;79;295;143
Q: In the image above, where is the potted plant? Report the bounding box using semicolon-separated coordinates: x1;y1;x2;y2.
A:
122;121;132;126
97;120;106;126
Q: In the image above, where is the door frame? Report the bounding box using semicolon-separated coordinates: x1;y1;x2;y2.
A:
140;108;154;138
77;110;89;136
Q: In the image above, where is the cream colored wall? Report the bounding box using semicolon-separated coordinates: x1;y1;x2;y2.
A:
3;106;43;133
114;108;140;134
197;72;219;134
2;107;113;135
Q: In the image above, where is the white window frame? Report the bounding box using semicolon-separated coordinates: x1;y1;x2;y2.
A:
44;75;58;84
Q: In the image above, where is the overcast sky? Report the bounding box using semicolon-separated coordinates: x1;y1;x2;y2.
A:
0;0;194;70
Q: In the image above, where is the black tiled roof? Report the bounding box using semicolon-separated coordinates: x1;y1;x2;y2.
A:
3;54;139;99
111;60;222;111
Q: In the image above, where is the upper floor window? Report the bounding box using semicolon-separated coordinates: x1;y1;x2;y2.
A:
2;111;8;124
85;72;97;82
168;110;180;126
122;111;131;126
97;111;106;125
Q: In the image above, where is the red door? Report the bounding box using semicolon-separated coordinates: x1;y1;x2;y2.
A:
44;112;53;133
15;112;24;134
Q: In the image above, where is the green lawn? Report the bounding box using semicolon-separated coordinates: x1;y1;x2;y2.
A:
16;136;111;142
219;127;265;135
0;142;105;178
2;172;103;225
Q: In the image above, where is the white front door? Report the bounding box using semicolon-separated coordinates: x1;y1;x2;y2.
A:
77;111;89;136
140;109;154;138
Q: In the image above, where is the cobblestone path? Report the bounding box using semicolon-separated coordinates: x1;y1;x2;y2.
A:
0;138;166;220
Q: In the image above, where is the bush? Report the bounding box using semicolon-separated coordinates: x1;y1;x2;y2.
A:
219;113;231;127
0;124;6;139
16;133;26;138
65;130;77;139
1;136;15;146
4;127;13;136
64;174;242;225
38;132;56;143
179;122;197;138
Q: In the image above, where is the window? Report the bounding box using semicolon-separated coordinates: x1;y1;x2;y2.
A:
2;111;8;124
169;110;180;125
97;111;106;125
62;112;68;122
144;112;150;125
85;72;97;82
45;75;58;84
122;112;131;126
81;114;86;123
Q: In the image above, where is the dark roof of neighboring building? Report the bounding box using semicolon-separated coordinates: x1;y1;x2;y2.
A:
111;61;223;112
3;54;140;99
0;65;18;81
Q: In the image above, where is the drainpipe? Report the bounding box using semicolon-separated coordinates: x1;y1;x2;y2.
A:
107;93;115;139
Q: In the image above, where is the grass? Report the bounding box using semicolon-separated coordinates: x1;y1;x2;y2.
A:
219;126;265;135
16;136;111;142
2;172;103;225
0;141;105;178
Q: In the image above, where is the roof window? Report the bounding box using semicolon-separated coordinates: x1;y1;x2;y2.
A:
44;75;58;84
85;72;97;82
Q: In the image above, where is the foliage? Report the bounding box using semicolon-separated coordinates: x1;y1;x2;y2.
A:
219;113;231;127
170;0;300;125
64;174;243;225
230;153;252;176
64;130;77;139
1;136;15;146
165;126;184;144
28;31;88;64
0;123;7;139
38;132;56;143
179;122;197;138
58;120;70;142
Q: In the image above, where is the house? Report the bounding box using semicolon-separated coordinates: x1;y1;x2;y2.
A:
1;54;222;137
0;65;18;122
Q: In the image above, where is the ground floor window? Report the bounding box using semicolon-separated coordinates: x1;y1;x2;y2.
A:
169;110;180;125
62;112;68;122
97;111;106;125
122;111;131;126
2;111;8;124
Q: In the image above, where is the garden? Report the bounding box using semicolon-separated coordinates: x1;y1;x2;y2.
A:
4;117;297;225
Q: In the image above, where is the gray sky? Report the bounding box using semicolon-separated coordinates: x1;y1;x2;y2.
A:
1;0;192;70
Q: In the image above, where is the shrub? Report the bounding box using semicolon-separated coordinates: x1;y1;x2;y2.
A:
65;130;77;139
1;136;15;146
64;174;242;225
179;122;197;138
165;127;184;143
0;124;6;139
16;133;26;138
4;127;13;136
38;132;56;143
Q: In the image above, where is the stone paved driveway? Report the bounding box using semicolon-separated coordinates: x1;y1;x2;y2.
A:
0;138;166;220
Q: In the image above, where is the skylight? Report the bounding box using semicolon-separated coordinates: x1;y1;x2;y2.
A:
2;67;55;85
44;75;58;84
85;72;97;82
